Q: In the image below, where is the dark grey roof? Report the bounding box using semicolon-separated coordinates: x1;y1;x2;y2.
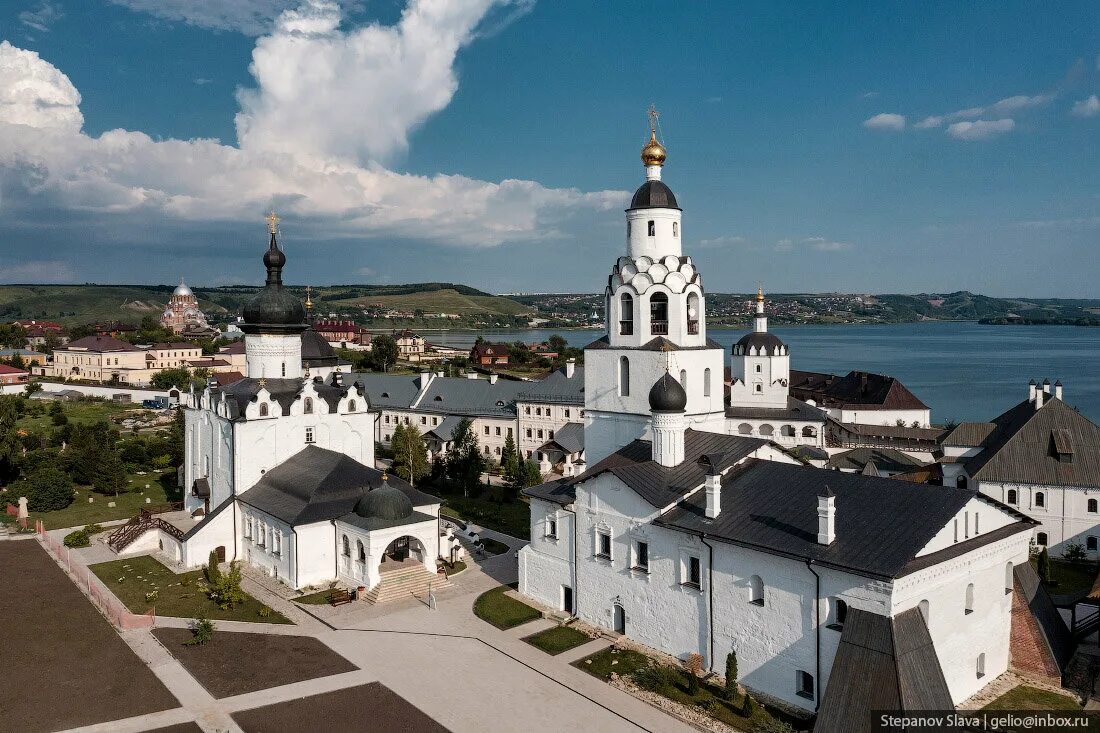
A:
963;397;1100;488
515;365;585;405
584;335;724;352
788;445;830;462
725;397;828;422
628;180;679;210
830;419;946;442
791;369;929;411
425;415;465;442
657;459;1034;580
733;331;786;355
829;447;923;474
301;328;338;366
648;372;687;412
522;476;577;505
1013;562;1075;675
544;422;584;454
339;509;437;533
941;421;997;448
417;376;525;417
241;233;308;333
218;377;305;417
239;446;438;526
814;607;953;733
350;373;423;410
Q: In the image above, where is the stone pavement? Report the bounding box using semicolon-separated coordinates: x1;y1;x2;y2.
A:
49;526;690;733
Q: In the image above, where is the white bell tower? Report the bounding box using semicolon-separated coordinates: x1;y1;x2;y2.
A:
728;289;790;408
584;108;726;465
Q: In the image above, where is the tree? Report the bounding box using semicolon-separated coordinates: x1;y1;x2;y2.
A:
92;448;127;496
1037;547;1051;584
548;334;568;355
0;324;27;349
24;381;42;397
1064;542;1087;564
0;396;22;483
391;424;429;485
446;418;484;497
151;367;193;389
206;561;246;610
167;407;185;466
369;334;398;372
204;549;222;585
517;459;543;489
500;432;519;484
24;465;75;512
724;651;738;700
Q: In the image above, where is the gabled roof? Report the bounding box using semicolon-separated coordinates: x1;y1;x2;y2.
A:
239;446;438;526
790;369;929;411
0;363;29;375
470;342;510;357
941;421;997;448
725;396;828;422
830;419;945;442
425;414;465;442
963;397;1100;487
65;335;139;352
538;422;585;455
516;365;585;405
351;373;423;410
829;447;923;474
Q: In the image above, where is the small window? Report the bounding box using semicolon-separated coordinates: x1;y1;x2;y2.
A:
1005;562;1014;595
526;429;532;438
421;416;427;425
259;403;269;417
965;583;975;615
755;364;762;373
672;221;679;237
703;369;711;397
755;384;763;393
245;517;253;539
495;426;501;436
357;540;366;563
1090;499;1098;514
1007;488;1017;505
525;406;531;415
957;475;968;489
346;400;355;412
633;541;649;572
281;362;286;377
1035;491;1045;508
597;531;612;560
305;426;315;444
484;426;490;435
619;357;630;397
647;220;655;236
342;534;350;556
976;653;986;679
258;524;266;547
1036;532;1048;546
546;518;557;539
1090;537;1098;551
749;575;764;605
828;598;847;629
796;671;815;700
918;599;930;624
304;397;313;414
564;409;570;418
684;556;701;589
537;429;544;439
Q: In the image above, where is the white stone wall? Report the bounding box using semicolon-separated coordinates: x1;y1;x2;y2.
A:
244;333;303;379
518;499;576;612
180;501;238;569
978;480;1099;556
517;401;582;461
335;517;439;590
836;407;931;429
725;417;824;448
728;352;790;409
240;507;294;585
626;208;682;260
916;496;1018;556
295;521;338;589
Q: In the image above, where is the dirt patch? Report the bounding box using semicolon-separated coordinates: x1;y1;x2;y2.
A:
145;723;205;733
152;627;358;698
233;682;449;732
0;540;179;732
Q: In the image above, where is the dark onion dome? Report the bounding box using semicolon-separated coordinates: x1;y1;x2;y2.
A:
733;332;787;356
240;233;308;334
301;328;337;362
354;478;413;520
629;180;680;210
649;371;687;412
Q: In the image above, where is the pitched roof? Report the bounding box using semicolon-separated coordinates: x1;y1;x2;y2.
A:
831;420;945;442
538;422;585;454
790;369;929;411
1015;562;1075;674
941;421;997;448
0;363;29;375
470;342;510;357
65;335;139;352
963;397;1100;487
725;396;828;422
813;608;953;733
425;414;465;442
516;365;585;405
239;446;438;526
585;334;724;351
657;459;1033;580
829;447;923;474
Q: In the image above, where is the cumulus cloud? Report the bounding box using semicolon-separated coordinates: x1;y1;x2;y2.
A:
0;259;76;283
1071;95;1100;118
697;235;747;249
862;113;905;131
19;1;64;32
775;237;852;253
0;3;623;249
946;118;1015;141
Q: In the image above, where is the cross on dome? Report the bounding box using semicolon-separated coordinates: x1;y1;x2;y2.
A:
265;210;280;235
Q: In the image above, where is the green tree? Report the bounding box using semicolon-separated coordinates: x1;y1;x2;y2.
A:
207;561;246;610
1037;547;1051;584
724;651;738;700
548;334;568;355
369;334;399;372
205;549;222;585
92;448;127;496
0;396;23;483
67;324;95;341
391;423;430;485
120;440;149;467
0;324;27;349
150;367;193;389
500;432;519;484
167;407;185;466
24;381;42;397
446;418;484;497
24;465;75;512
517;459;543;488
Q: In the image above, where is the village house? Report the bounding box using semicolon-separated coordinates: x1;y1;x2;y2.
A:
470;342;510;366
0;363;30;385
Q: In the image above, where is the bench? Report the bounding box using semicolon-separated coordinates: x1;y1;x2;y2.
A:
328;589;352;606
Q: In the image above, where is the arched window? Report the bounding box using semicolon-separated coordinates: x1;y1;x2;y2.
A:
672;221;679;237
976;653;986;679
749;575;764;606
918;599;930;625
348;400;356;412
304;397;313;414
755;383;763;393
802;426;817;438
679;369;687;394
1005;562;1014;594
1036;531;1048;546
650;292;668;334
686;292;700;334
1089;499;1098;513
781;425;796;437
956;475;968;489
259;403;269;417
619;293;634;335
357;540;366;563
619;357;630;397
738;423;753;435
759;424;774;436
755;364;762;373
1035;491;1045;508
647;220;655;237
965;583;975;615
1089;536;1097;551
1007;488;1017;505
342;535;350;557
703;368;711;397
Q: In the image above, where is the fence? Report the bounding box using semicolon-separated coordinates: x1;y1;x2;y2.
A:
36;525;155;631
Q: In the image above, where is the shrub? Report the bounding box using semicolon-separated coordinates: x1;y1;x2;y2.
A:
632;664;682;692
258;605;271;619
685;652;704;695
1064;542;1088;564
63;529;91;548
207;561;246;610
725;650;739;700
24;465;75;512
83;523;103;535
145;590;159;603
1037;547;1052;583
743;695;755;717
185;616;215;646
752;718;795;733
204;549;222;584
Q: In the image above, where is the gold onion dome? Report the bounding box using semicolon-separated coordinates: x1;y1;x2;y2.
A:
641;130;666;166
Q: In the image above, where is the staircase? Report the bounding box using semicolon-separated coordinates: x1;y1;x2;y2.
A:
107;509;185;553
363;565;453;604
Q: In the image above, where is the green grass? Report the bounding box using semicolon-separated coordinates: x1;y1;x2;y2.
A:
441;560;467;576
480;537;510;556
89;555;291;624
982;685;1082;711
523;625;590;655
15;400;147;432
27;469;178;530
473;585;541;629
439;495;530;540
342;288;532;317
573;646;652;681
1034;557;1099;596
293;588;344;605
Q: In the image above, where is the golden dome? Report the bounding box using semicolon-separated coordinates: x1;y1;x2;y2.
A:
756;287;765;303
641;130;667;167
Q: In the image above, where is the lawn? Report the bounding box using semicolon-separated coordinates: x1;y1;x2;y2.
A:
523;625;591;655
982;685;1082;711
89;554;291;624
573;646;652;681
16;398;147;432
28;468;178;530
293;588;344;605
1035;557;1099;597
481;537;510;556
439;495;530;540
473;584;542;629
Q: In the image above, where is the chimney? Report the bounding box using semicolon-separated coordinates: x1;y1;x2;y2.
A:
565;358;576;379
436;369;444;378
817;486;835;545
704;470;722;519
489;373;498;385
1042;377;1051;394
1055;380;1063;400
466;371;479;380
1028;379;1036;402
1035;388;1044;410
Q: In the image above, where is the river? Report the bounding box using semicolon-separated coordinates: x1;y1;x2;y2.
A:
421;322;1100;423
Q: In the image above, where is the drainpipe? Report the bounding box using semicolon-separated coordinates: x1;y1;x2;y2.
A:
804;559;822;712
292;526;300;589
563;502;579;617
231;501;238;562
700;535;716;672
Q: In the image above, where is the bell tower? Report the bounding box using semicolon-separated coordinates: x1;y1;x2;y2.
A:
584;109;726;465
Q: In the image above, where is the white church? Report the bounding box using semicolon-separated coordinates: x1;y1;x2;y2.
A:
517;119;1050;726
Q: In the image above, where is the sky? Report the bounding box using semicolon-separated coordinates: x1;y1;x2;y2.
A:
0;1;1097;296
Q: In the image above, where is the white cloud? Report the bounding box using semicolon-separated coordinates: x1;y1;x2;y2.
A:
19;1;64;32
0;4;622;249
1071;95;1100;118
991;94;1053;113
862;113;905;131
946;118;1015;141
193;78;213;85
0;259;76;283
914;116;942;129
698;235;746;249
774;237;852;253
862;91;879;99
107;0;304;35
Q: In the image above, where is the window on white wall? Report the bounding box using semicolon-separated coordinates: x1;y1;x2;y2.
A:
342;534;350;557
305;426;315;444
827;598;847;629
1005;562;1014;595
1036;532;1048;546
632;541;649;573
1035;491;1045;508
749;575;764;605
357;540;366;563
796;671;814;700
704;368;711;397
683;555;701;589
619;357;630;397
1090;499;1098;514
259;524;266;548
976;653;986;679
304;397;313;414
964;583;975;615
918;599;930;625
245;517;253;539
546;517;557;539
272;531;281;556
596;530;611;560
1007;488;1017;504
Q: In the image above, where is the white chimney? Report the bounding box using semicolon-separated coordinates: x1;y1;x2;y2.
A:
466;371;479;380
1028;380;1037;402
705;471;722;519
566;358;576;379
817;487;836;545
489;373;498;385
1055;380;1063;400
1035;389;1044;410
1042;378;1051;394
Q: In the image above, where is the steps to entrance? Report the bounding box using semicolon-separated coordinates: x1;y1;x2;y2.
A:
364;565;453;604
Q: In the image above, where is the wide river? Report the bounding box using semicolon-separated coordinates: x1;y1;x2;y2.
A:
423;322;1100;424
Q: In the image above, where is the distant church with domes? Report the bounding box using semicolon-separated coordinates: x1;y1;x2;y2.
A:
161;278;217;339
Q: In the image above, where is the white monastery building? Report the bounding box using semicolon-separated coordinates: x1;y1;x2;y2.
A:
518;117;1053;727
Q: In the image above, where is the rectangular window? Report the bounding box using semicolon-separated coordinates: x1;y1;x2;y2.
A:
546;518;557;539
564;409;570;418
796;671;815;700
596;531;612;560
495;426;501;436
484;426;490;435
684;556;701;589
525;406;531;415
305;426;315;444
421;416;427;425
507;428;513;437
633;541;649;572
537;429;544;439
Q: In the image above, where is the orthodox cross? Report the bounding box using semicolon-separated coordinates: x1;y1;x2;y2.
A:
265;210;280;235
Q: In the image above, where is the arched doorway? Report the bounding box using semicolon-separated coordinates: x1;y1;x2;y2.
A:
380;535;427;573
613;602;626;634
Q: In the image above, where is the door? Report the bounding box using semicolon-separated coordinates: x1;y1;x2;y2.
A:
613;603;626;634
563;586;573;614
215;545;226;563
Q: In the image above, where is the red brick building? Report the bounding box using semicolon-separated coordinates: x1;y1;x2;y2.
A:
470;342;510;366
313;319;371;345
0;363;30;385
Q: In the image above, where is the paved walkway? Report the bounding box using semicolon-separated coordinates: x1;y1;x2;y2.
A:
47;529;689;733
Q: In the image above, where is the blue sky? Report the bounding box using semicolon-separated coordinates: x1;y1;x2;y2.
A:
0;1;1097;296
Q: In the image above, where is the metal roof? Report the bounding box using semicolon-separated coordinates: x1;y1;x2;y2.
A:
828;447;924;474
725;397;828;422
537;422;585;455
790;369;929;411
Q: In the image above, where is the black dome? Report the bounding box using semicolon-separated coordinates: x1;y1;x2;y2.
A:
301;328;337;361
629;180;680;210
354;480;413;520
240;233;307;333
649;372;687;412
734;332;787;356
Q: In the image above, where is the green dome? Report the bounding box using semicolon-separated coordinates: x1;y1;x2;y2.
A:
354;479;413;520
